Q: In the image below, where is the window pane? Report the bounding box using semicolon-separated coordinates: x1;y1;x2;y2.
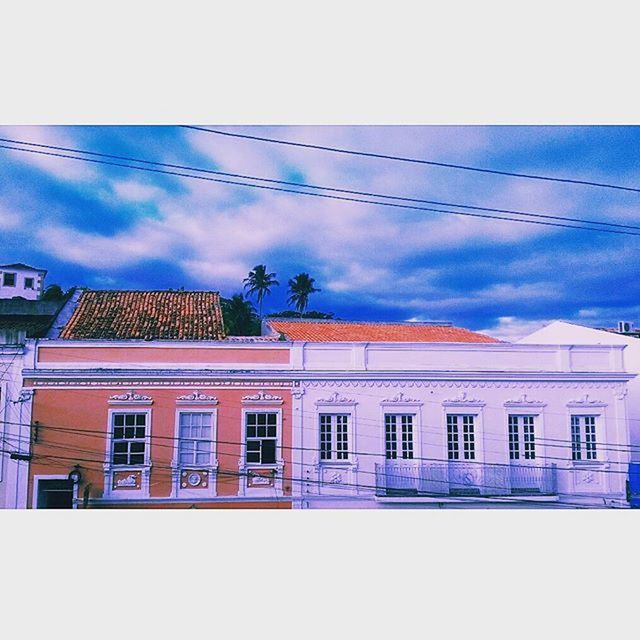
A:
113;454;128;465
130;442;145;454
125;415;135;426
113;427;124;440
114;414;124;427
130;453;144;465
136;414;146;426
124;426;135;439
113;441;127;453
135;427;145;439
262;439;276;464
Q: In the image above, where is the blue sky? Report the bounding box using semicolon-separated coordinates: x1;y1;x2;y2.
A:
1;125;639;339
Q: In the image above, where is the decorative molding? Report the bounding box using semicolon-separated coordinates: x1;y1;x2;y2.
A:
176;390;218;405
315;391;357;406
241;391;284;405
291;386;306;399
381;391;422;404
108;390;153;405
566;394;608;408
504;394;547;408
442;391;486;407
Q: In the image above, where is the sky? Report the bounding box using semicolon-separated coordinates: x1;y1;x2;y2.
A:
1;124;639;340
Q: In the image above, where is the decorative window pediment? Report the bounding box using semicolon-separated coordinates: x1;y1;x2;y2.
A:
567;394;607;409
442;391;485;408
176;391;219;405
381;391;422;406
108;390;153;405
504;394;546;409
242;391;284;405
315;391;357;406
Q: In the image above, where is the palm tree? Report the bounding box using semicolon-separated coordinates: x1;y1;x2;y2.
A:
220;294;260;336
243;264;279;318
287;273;320;314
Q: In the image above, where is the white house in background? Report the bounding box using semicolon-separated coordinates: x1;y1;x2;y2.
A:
0;263;47;300
518;320;640;462
286;339;633;508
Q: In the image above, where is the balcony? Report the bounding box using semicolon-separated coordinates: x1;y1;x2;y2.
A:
375;461;558;497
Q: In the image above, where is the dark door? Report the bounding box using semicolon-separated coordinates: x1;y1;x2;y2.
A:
37;479;74;509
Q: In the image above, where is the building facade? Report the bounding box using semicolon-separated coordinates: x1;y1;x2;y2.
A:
519;320;640;462
286;340;633;508
0;263;47;300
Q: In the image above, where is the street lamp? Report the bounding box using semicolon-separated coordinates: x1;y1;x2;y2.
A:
68;465;82;484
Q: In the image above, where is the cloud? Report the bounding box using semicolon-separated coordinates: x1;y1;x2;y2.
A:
0;204;20;230
479;316;553;342
111;179;165;202
0;125;96;181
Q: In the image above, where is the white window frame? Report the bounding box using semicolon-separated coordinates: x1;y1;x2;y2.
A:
24;277;34;290
104;407;152;499
238;407;284;497
383;413;416;460
318;413;352;463
507;414;538;461
570;414;599;463
2;272;16;287
172;407;219;498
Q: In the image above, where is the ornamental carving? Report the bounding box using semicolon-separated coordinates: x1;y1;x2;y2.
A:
176;391;218;404
382;392;421;404
504;394;546;407
567;394;607;408
242;391;284;404
316;391;357;405
442;391;485;406
108;390;153;404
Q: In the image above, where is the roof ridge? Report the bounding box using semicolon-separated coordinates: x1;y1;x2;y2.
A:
267;318;453;326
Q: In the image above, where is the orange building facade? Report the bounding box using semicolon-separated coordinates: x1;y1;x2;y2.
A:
25;341;296;509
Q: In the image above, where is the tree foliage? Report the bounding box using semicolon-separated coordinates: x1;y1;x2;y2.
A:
220;294;261;336
287;273;320;314
243;264;279;318
41;284;65;301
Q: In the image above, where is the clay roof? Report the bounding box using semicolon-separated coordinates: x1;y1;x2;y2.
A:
60;290;225;340
266;319;499;343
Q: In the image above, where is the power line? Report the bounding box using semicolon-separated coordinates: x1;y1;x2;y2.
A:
182;125;640;195
1;143;640;237
11;436;619;509
1;136;639;232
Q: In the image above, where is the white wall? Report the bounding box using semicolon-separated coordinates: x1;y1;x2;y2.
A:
0;343;32;508
290;341;631;508
0;267;45;300
518;321;640;462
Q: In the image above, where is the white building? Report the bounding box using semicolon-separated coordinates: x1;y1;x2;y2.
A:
0;296;64;508
518;320;640;462
0;263;47;300
0;336;33;509
286;339;633;508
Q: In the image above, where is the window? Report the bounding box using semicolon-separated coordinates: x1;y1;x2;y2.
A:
319;414;349;461
2;272;16;287
385;414;414;460
245;412;278;465
24;277;34;289
571;415;597;461
447;414;475;460
508;415;536;460
178;412;213;466
111;413;147;465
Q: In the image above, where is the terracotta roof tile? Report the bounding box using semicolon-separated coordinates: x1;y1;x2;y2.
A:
60;290;225;340
266;319;499;343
